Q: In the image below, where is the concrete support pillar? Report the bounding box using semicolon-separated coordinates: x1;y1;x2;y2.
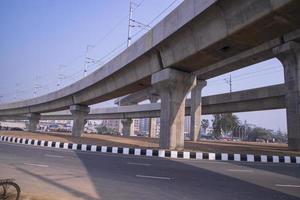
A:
26;113;41;132
152;68;196;150
121;118;134;136
70;105;90;137
274;41;300;151
148;96;159;138
190;80;207;142
118;102;135;136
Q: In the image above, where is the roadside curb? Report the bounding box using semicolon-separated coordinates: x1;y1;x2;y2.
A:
1;135;299;164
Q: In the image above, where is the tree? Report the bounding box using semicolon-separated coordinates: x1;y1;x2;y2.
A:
273;129;287;143
96;125;109;134
212;113;240;138
212;114;222;138
201;119;209;133
248;127;272;142
220;113;240;133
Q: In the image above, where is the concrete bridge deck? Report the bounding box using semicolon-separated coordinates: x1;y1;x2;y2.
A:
1;0;300;150
0;0;299;115
0;84;285;120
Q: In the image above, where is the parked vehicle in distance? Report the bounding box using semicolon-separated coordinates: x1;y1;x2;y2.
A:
10;127;24;131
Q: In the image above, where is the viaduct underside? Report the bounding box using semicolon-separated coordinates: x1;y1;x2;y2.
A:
0;0;300;150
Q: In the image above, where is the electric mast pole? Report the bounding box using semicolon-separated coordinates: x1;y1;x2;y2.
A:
84;45;94;77
224;74;232;93
127;0;133;47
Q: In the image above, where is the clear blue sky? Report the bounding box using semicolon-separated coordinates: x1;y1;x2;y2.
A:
0;0;286;132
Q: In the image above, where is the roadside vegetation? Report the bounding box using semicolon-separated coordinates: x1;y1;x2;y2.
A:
204;113;287;144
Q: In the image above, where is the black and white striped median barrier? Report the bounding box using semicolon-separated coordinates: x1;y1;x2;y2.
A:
1;135;299;164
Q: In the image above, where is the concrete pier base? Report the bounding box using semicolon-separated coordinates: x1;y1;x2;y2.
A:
70;105;90;137
26;113;41;132
152;68;196;150
274;41;300;151
148;96;159;138
190;80;207;141
121;118;134;136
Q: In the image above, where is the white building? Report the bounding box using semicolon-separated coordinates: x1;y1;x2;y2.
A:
139;118;149;135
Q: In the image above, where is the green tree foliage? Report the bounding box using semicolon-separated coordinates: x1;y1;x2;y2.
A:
212;113;240;138
221;113;240;133
96;125;118;135
248;127;272;142
212;114;222;138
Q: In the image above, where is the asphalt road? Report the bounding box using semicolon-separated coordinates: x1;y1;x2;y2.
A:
0;141;300;200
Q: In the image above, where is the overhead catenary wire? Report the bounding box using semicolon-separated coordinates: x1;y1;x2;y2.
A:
1;0;282;103
1;1;146;97
130;0;179;41
207;64;283;84
207;69;283;87
0;63;284;103
41;1;145;86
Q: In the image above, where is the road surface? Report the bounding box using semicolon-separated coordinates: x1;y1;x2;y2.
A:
0;141;299;200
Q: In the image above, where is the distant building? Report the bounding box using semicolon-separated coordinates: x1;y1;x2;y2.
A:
133;119;140;134
55;120;71;125
139;118;149;135
88;120;102;126
156;118;160;136
184;116;191;135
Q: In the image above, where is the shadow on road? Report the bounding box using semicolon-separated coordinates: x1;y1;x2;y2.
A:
232;161;300;179
11;148;300;200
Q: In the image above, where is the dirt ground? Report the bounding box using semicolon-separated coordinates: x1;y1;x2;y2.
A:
1;130;299;156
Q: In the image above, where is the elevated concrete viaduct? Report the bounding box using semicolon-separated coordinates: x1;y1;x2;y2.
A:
1;84;286;145
39;84;285;119
1;0;300;150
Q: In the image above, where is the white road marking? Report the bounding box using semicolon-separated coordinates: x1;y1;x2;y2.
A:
127;162;151;166
275;184;300;188
23;162;49;167
227;169;253;172
136;175;172;180
44;154;64;158
181;160;228;164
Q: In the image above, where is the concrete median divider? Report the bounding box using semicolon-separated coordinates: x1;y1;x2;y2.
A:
1;135;299;164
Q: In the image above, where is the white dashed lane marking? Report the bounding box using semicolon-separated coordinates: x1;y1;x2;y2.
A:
23;163;49;168
127;162;151;166
44;154;64;158
227;169;253;172
136;175;172;180
275;184;300;188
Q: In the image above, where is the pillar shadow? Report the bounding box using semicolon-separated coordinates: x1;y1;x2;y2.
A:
11;148;300;200
229;161;300;179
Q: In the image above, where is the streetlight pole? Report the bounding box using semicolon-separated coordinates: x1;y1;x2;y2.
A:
232;125;238;139
238;126;242;141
